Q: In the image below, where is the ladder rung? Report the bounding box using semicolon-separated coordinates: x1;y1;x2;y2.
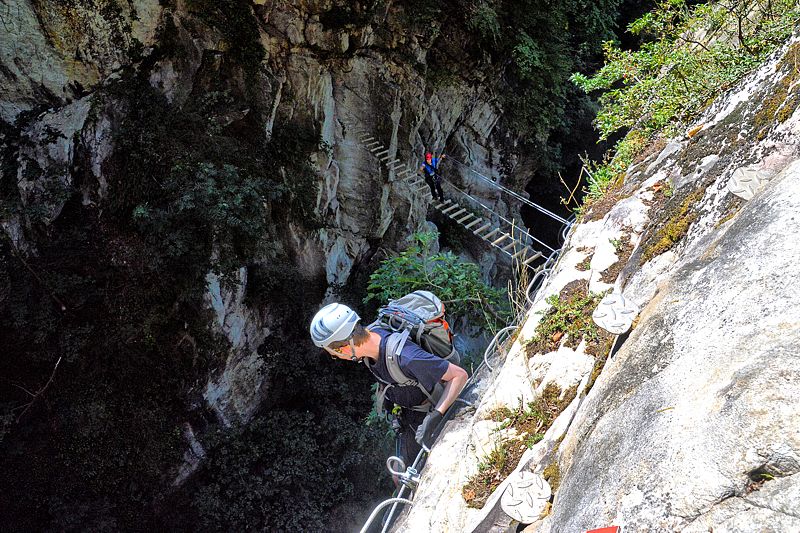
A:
441;204;461;214
407;179;424;187
501;241;517;252
415;184;430;193
359;133;373;140
473;223;492;235
434;199;452;209
361;136;375;142
370;146;384;154
512;247;528;259
448;208;467;219
365;141;381;148
482;228;500;240
375;149;390;157
396;169;413;178
491;233;509;245
386;159;402;167
523;251;543;265
464;218;483;229
380;154;393;162
455;213;474;224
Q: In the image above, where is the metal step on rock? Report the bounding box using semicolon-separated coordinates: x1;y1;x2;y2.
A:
480;228;500;240
522;250;543;266
473;223;492;236
464;218;483;230
455;213;474;224
512;247;528;259
440;204;461;215
434;199;453;210
375;149;390;157
448;208;467;219
501;241;517;253
491;233;509;246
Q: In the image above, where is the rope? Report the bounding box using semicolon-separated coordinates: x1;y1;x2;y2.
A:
447;156;571;225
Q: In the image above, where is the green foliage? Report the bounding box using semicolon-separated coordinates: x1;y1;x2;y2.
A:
185;0;265;74
572;0;800;200
467;2;502;43
526;281;606;355
420;0;622;188
538;292;603;343
0;64;323;528
365;231;510;329
187;407;389;531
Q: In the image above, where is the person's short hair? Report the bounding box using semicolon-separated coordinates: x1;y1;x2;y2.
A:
328;323;369;350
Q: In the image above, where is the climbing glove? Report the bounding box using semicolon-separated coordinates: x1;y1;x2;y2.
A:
415;409;443;450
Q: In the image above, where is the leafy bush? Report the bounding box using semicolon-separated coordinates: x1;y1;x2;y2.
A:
572;0;800;198
365;231;511;330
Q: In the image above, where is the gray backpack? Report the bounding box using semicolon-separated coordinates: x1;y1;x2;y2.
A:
366;290;460;413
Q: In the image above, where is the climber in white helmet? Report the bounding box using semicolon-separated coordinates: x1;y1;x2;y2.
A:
310;302;468;463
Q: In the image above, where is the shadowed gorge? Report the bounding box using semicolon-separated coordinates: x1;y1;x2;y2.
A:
15;1;797;532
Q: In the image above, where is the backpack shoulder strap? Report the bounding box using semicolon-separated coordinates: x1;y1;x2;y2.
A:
384;330;415;386
385;330;437;406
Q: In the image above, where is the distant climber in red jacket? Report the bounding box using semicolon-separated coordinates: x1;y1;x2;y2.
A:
420;152;446;202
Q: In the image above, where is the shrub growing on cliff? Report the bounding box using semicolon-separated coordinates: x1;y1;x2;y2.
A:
365;231;511;330
572;0;800;199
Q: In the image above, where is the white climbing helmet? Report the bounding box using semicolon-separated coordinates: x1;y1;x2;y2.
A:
310;303;360;348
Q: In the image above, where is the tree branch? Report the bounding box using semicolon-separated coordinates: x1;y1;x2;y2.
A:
15;357;62;421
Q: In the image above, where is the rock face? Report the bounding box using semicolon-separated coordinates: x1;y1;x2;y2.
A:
550;161;800;532
393;35;800;533
1;0;530;485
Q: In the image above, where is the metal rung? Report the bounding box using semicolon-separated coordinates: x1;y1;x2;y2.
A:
501;241;517;252
370;147;384;154
387;160;402;167
441;204;461;215
361;136;375;142
434;199;452;209
416;184;431;193
396;169;413;178
407;179;424;187
375;149;390;157
365;141;382;148
455;213;474;224
380;155;394;162
512;248;528;259
473;223;492;235
523;251;543;265
359;133;373;140
448;208;467;218
481;228;500;240
491;233;509;245
464;218;483;229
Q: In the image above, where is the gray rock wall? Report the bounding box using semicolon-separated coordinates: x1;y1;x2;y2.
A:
393;33;800;533
1;1;525;446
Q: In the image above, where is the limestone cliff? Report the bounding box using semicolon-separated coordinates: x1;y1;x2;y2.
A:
1;1;578;527
1;0;532;428
394;34;800;533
